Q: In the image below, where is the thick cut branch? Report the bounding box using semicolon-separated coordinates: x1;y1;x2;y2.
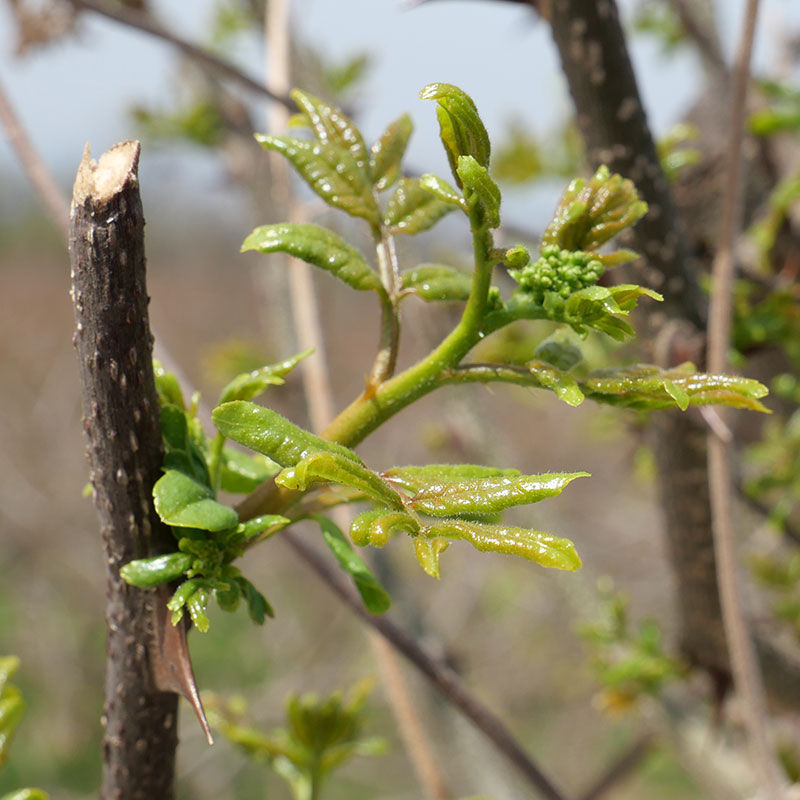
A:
70;141;179;798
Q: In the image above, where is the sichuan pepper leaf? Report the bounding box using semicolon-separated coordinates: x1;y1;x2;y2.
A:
456;155;501;228
239;515;290;541
160;405;210;486
314;515;391;614
291;89;369;175
414;537;450;578
154;469;239;532
277;452;405;509
419;173;467;209
425;519;582;571
256;136;380;226
420;83;491;186
212;402;363;468
120;552;194;588
582;363;770;412
219;349;312;404
383;463;520;493
527;361;585;407
242;223;382;292
408;472;589;516
370;113;413;191
219;447;280;494
350;509;420;547
400;265;472;302
238;577;274;623
154;362;185;409
384;177;456;234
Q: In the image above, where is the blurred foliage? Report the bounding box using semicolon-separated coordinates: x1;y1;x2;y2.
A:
750;545;800;642
0;657;48;800
205;681;386;800
491;119;581;184
749;79;800;138
580;581;685;713
632;0;687;54
657;122;701;182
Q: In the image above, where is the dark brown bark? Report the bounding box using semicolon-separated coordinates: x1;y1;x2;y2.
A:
548;0;728;683
70;141;178;798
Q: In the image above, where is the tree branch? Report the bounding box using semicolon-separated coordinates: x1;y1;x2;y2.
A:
68;0;293;108
706;1;786;795
70;141;179;797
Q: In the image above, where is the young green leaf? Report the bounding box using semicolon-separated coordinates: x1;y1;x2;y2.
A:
420;83;491;186
350;509;420;547
0;656;19;693
238;577;274;623
212;402;363;468
154;469;239;532
534;337;583;370
384;178;457;235
167;578;202;625
370;113;413;191
456;155;501;228
314;515;391;614
583;363;770;412
400;265;472;302
419;173;467;210
383;463;520;493
291;89;369;174
414;537;450;579
256;135;380;227
277;452;405;509
242;223;382;292
219;349;313;405
425;519;582;571
160;405;210;486
527;361;585;407
408;472;589;516
120;552;194;588
187;586;211;633
0;789;49;800
239;515;290;541
154;362;185;409
219;447;280;494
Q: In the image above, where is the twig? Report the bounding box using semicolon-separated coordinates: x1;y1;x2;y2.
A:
0;77;70;236
667;0;728;80
577;732;656;800
283;529;572;800
705;1;786;796
68;0;293;108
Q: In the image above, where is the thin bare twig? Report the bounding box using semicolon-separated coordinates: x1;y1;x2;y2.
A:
0;78;70;236
68;0;293;108
577;732;656;800
706;1;786;796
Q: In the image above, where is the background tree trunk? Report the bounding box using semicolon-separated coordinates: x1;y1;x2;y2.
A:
69;141;179;797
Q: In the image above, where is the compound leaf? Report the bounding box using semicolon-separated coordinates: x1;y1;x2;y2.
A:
401;264;472;302
219;349;312;405
370;113;413;190
154;469;239;532
383;464;520;494
456;155;501;228
384;178;456;235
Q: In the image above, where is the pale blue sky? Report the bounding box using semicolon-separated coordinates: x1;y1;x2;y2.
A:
0;0;798;228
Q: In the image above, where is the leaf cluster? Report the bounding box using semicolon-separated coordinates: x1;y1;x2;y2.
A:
205;682;386;800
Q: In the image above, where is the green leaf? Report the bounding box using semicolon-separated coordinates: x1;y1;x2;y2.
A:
314;515;391;614
277;452;405;509
160;405;210;486
425;519;582;571
242;223;382;292
256;135;380;226
456;155;501;228
582;363;770;412
213;402;363;468
219;349;312;404
291;89;369;175
370;113;413;191
167;578;202;625
154;469;239;532
420;83;491;187
383;464;520;493
238;577;274;623
239;515;290;541
527;361;585;406
533;337;583;370
219;447;280;494
414;537;449;578
187;587;211;632
350;509;420;547
0;686;25;768
408;472;589;516
384;177;456;235
400;264;472;302
120;552;194;588
153;362;185;409
419;173;466;209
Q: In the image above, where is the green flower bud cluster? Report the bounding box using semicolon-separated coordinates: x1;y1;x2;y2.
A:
510;244;603;302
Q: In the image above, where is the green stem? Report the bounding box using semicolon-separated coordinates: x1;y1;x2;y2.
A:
207;431;226;491
323;218;495;448
367;230;401;389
